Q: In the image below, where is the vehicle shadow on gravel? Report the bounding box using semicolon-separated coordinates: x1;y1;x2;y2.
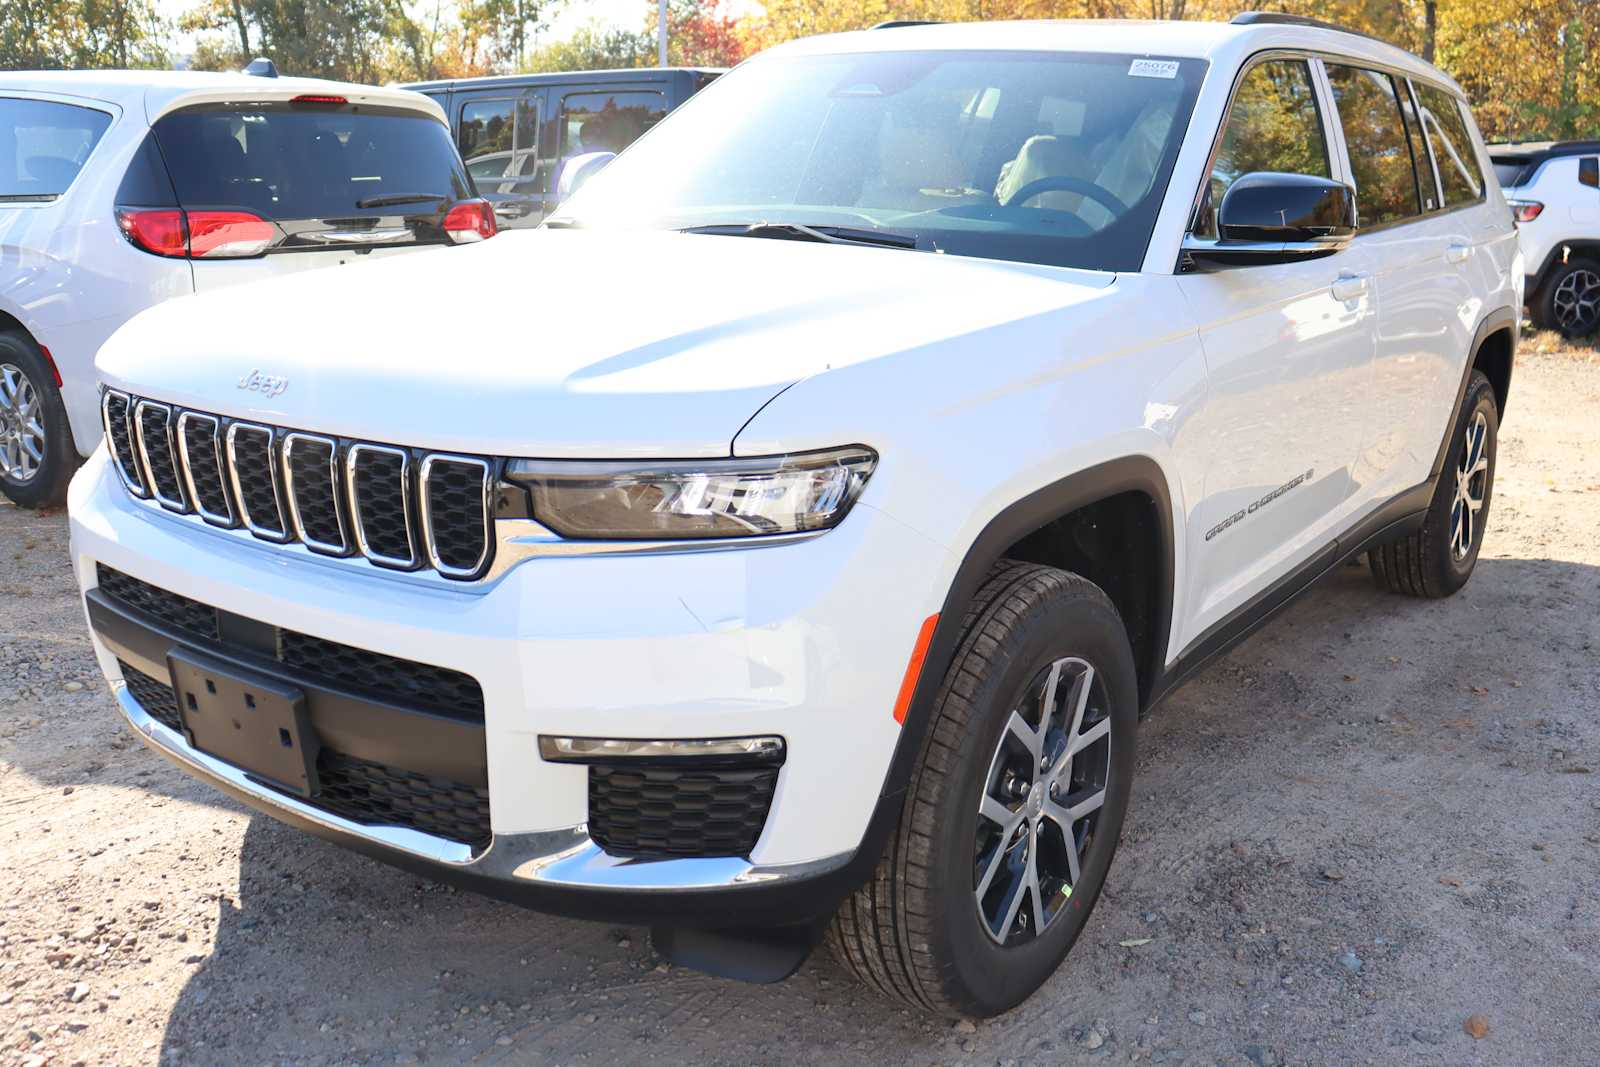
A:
151;556;1600;1067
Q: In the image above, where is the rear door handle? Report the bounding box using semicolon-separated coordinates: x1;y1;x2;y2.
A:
1445;243;1473;264
1331;273;1369;302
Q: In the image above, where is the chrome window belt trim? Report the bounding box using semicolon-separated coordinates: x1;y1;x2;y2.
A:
114;683;847;890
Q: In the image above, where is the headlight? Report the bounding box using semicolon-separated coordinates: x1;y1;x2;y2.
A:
504;446;876;540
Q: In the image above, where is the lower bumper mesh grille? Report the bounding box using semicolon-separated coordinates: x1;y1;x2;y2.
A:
117;661;491;848
587;764;779;859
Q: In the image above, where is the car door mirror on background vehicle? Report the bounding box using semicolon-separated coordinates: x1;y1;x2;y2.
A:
555;152;616;204
1184;172;1357;270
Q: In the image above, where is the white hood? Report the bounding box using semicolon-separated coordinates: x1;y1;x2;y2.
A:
97;229;1114;458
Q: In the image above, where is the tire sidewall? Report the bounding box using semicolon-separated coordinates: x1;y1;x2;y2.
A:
0;332;75;509
1430;373;1498;591
927;580;1139;1015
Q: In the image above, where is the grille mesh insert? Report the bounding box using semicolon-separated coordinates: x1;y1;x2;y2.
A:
137;406;185;506
352;449;412;563
278;630;484;721
425;459;489;572
230;426;285;537
285;437;345;550
119;660;183;732
180;417;231;521
104;393;145;493
587;764;779;859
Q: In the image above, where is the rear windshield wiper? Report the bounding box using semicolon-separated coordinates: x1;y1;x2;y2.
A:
354;193;448;210
0;193;60;203
681;222;933;252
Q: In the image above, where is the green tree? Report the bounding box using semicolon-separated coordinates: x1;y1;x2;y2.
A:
524;21;652;72
1;0;169;69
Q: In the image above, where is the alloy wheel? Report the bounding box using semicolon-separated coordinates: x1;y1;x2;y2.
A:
0;363;46;484
1552;268;1600;336
1450;410;1489;562
974;655;1112;946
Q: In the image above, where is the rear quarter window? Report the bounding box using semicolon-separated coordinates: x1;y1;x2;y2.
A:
1413;83;1485;205
151;103;471;221
0;97;113;201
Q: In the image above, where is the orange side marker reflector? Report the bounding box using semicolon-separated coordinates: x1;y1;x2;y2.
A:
892;613;940;725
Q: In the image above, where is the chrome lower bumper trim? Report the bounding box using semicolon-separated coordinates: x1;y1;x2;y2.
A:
114;684;850;892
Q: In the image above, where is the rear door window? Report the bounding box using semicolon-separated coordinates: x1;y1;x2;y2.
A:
1325;65;1424;228
152;102;473;247
1412;82;1485;205
1;97;113;202
559;91;667;161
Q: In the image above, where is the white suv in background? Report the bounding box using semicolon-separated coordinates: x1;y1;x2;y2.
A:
0;70;494;509
70;14;1517;1016
1490;139;1600;336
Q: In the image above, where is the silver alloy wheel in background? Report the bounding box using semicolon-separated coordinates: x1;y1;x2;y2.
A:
974;655;1112;946
1451;410;1489;562
0;363;46;484
1552;267;1600;336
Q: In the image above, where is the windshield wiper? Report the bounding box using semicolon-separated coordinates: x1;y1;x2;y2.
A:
354;193;448;210
681;222;933;252
0;193;60;203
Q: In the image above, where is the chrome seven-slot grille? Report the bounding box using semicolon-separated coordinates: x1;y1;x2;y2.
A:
103;390;494;580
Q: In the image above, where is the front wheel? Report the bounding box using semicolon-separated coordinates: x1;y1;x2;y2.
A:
827;561;1138;1017
0;330;76;509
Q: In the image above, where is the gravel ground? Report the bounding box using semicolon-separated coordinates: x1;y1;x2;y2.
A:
3;344;1598;1067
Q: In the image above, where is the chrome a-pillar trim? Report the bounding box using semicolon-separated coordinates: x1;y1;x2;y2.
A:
113;683;849;891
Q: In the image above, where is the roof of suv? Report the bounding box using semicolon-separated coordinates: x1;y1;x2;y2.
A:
0;69;443;124
768;17;1464;95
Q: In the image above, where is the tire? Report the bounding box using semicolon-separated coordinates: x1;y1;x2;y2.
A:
1370;369;1498;598
0;330;76;510
1532;258;1600;337
827;560;1139;1017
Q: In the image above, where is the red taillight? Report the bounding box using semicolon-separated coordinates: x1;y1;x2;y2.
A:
1508;199;1544;223
443;199;496;244
291;94;347;105
117;208;187;257
187;211;275;258
117;208;272;259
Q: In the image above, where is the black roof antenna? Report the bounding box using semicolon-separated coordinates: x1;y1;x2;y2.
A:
243;57;279;78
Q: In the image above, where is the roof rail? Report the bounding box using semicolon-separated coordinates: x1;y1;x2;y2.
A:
870;20;942;29
243;57;278;78
1230;11;1390;46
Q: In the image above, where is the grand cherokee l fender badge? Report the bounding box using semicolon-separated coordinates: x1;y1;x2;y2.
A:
1205;468;1315;542
238;369;289;397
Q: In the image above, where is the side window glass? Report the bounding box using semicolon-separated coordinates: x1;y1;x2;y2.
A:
1414;83;1486;205
1200;59;1330;238
1326;65;1422;227
459;99;516;186
512;98;539;185
1582;157;1599;189
559;91;668;162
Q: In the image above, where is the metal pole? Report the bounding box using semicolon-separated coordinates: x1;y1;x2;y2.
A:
658;0;668;67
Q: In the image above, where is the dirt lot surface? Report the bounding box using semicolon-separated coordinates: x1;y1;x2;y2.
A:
3;344;1598;1067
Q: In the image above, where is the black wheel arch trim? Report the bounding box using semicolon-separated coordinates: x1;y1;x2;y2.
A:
1431;305;1517;481
1528;242;1600;297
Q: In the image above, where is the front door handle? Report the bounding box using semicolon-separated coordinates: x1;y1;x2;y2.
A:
1445;243;1473;264
1331;272;1369;302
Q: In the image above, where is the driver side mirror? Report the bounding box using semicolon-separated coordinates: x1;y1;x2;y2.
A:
1183;172;1357;270
555;151;616;204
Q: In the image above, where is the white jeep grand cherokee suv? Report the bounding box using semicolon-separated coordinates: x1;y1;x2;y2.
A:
69;14;1517;1016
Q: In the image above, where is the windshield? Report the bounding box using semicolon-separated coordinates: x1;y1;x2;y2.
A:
0;97;113;201
555;49;1206;272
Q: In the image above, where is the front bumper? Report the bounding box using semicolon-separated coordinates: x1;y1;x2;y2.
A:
69;450;952;924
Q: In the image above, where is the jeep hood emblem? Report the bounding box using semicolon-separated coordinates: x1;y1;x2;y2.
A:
238;369;289;397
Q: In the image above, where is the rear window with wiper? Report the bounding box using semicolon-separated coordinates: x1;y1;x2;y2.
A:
151;101;472;244
0;97;113;202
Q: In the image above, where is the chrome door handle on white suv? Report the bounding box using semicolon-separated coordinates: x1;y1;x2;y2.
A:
1331;272;1370;302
